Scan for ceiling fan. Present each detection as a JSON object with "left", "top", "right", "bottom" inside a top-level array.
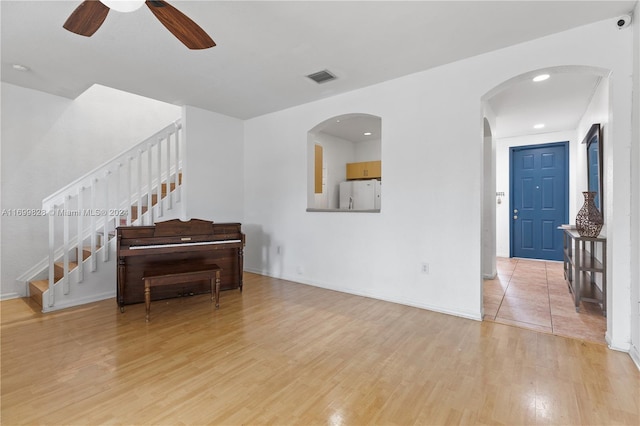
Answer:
[{"left": 63, "top": 0, "right": 215, "bottom": 49}]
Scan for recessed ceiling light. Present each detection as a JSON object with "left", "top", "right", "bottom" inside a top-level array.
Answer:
[
  {"left": 364, "top": 132, "right": 372, "bottom": 136},
  {"left": 533, "top": 74, "right": 550, "bottom": 82},
  {"left": 533, "top": 123, "right": 545, "bottom": 129},
  {"left": 12, "top": 64, "right": 30, "bottom": 71}
]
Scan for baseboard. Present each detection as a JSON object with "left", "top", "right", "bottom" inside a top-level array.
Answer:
[
  {"left": 630, "top": 344, "right": 640, "bottom": 371},
  {"left": 40, "top": 290, "right": 115, "bottom": 313},
  {"left": 0, "top": 292, "right": 21, "bottom": 301},
  {"left": 605, "top": 331, "right": 631, "bottom": 353}
]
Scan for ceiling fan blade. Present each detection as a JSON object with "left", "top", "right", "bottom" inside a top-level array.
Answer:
[
  {"left": 146, "top": 0, "right": 215, "bottom": 49},
  {"left": 145, "top": 0, "right": 216, "bottom": 49},
  {"left": 63, "top": 1, "right": 110, "bottom": 37}
]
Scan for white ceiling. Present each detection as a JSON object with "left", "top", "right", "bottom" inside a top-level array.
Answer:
[
  {"left": 1, "top": 0, "right": 636, "bottom": 139},
  {"left": 487, "top": 70, "right": 604, "bottom": 138},
  {"left": 315, "top": 113, "right": 381, "bottom": 143}
]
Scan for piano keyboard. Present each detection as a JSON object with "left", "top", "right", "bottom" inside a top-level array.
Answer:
[{"left": 130, "top": 239, "right": 242, "bottom": 250}]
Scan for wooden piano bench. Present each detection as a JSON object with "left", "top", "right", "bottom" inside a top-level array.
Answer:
[{"left": 142, "top": 264, "right": 221, "bottom": 322}]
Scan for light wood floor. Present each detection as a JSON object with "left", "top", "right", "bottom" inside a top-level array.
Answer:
[{"left": 2, "top": 273, "right": 639, "bottom": 425}]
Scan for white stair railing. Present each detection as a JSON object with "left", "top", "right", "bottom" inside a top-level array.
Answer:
[{"left": 41, "top": 121, "right": 183, "bottom": 308}]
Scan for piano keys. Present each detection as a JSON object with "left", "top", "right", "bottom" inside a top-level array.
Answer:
[{"left": 116, "top": 219, "right": 244, "bottom": 311}]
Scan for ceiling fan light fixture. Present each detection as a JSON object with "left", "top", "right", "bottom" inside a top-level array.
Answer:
[
  {"left": 64, "top": 0, "right": 215, "bottom": 49},
  {"left": 100, "top": 0, "right": 145, "bottom": 13}
]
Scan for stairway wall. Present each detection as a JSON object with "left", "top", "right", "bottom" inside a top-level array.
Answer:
[
  {"left": 0, "top": 83, "right": 181, "bottom": 299},
  {"left": 181, "top": 105, "right": 244, "bottom": 222}
]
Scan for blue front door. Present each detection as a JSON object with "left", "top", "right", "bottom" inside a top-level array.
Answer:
[{"left": 510, "top": 142, "right": 568, "bottom": 261}]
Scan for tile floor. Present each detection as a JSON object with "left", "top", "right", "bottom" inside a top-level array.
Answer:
[{"left": 483, "top": 257, "right": 607, "bottom": 345}]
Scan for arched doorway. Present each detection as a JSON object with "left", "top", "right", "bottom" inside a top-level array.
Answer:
[{"left": 480, "top": 66, "right": 610, "bottom": 343}]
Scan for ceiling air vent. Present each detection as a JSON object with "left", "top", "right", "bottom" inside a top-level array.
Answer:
[{"left": 306, "top": 69, "right": 337, "bottom": 84}]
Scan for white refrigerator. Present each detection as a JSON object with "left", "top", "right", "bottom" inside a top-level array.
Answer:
[{"left": 339, "top": 179, "right": 381, "bottom": 210}]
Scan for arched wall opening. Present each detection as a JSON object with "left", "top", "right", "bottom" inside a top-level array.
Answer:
[{"left": 306, "top": 113, "right": 382, "bottom": 212}]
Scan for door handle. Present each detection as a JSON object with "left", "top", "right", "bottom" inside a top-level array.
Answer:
[
  {"left": 513, "top": 215, "right": 518, "bottom": 220},
  {"left": 513, "top": 209, "right": 519, "bottom": 214}
]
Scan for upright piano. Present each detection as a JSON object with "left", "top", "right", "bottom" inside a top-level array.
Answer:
[{"left": 116, "top": 219, "right": 244, "bottom": 311}]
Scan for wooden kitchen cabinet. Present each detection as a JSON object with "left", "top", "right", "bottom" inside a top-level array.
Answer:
[{"left": 346, "top": 161, "right": 381, "bottom": 180}]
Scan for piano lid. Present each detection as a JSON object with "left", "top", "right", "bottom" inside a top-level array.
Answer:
[{"left": 153, "top": 219, "right": 215, "bottom": 237}]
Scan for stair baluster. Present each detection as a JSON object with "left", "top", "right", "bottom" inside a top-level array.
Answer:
[
  {"left": 77, "top": 186, "right": 84, "bottom": 282},
  {"left": 156, "top": 138, "right": 163, "bottom": 218},
  {"left": 136, "top": 149, "right": 143, "bottom": 225},
  {"left": 103, "top": 170, "right": 111, "bottom": 263},
  {"left": 63, "top": 195, "right": 70, "bottom": 295},
  {"left": 146, "top": 144, "right": 153, "bottom": 225},
  {"left": 175, "top": 127, "right": 181, "bottom": 203},
  {"left": 90, "top": 178, "right": 98, "bottom": 272},
  {"left": 126, "top": 157, "right": 133, "bottom": 226},
  {"left": 165, "top": 134, "right": 172, "bottom": 211},
  {"left": 48, "top": 210, "right": 55, "bottom": 308},
  {"left": 34, "top": 121, "right": 183, "bottom": 311}
]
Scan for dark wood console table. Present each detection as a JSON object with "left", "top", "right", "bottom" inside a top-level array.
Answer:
[{"left": 561, "top": 228, "right": 606, "bottom": 316}]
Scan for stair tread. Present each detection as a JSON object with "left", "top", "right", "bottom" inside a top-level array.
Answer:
[
  {"left": 30, "top": 279, "right": 49, "bottom": 292},
  {"left": 55, "top": 261, "right": 79, "bottom": 268}
]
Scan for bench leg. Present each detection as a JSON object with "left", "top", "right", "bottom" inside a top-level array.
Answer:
[
  {"left": 213, "top": 271, "right": 220, "bottom": 309},
  {"left": 145, "top": 285, "right": 151, "bottom": 322}
]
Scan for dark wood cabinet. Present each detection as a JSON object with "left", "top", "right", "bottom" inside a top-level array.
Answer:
[{"left": 562, "top": 228, "right": 606, "bottom": 316}]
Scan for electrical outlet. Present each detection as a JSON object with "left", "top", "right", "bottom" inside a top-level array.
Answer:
[{"left": 421, "top": 262, "right": 429, "bottom": 274}]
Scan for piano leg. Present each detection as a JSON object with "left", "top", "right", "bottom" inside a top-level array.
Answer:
[
  {"left": 118, "top": 257, "right": 126, "bottom": 312},
  {"left": 145, "top": 286, "right": 151, "bottom": 322},
  {"left": 238, "top": 247, "right": 244, "bottom": 292},
  {"left": 213, "top": 269, "right": 221, "bottom": 309}
]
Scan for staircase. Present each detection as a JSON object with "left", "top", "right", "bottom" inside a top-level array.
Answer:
[{"left": 22, "top": 121, "right": 184, "bottom": 312}]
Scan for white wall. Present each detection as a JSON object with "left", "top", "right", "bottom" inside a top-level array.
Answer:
[
  {"left": 0, "top": 83, "right": 181, "bottom": 298},
  {"left": 309, "top": 132, "right": 354, "bottom": 209},
  {"left": 482, "top": 111, "right": 497, "bottom": 279},
  {"left": 243, "top": 18, "right": 634, "bottom": 346},
  {"left": 182, "top": 106, "right": 244, "bottom": 223},
  {"left": 576, "top": 77, "right": 610, "bottom": 218},
  {"left": 495, "top": 130, "right": 577, "bottom": 257},
  {"left": 628, "top": 2, "right": 639, "bottom": 368},
  {"left": 354, "top": 138, "right": 382, "bottom": 162}
]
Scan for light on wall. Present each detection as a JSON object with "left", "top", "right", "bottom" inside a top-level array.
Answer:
[{"left": 100, "top": 0, "right": 145, "bottom": 13}]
